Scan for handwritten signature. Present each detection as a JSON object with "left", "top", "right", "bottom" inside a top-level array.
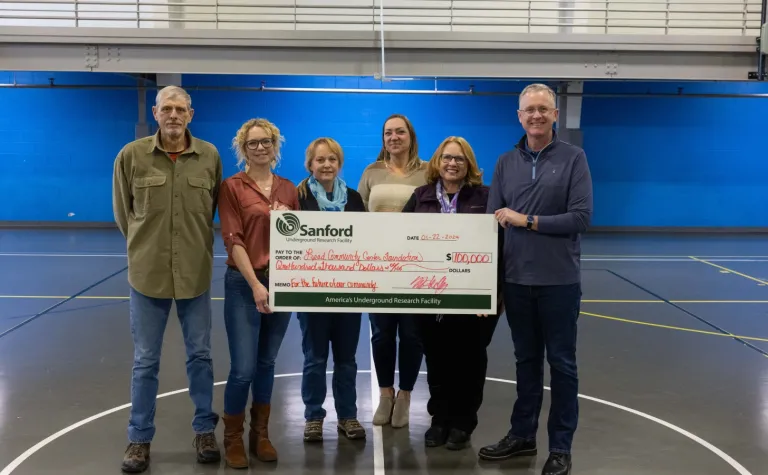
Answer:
[{"left": 409, "top": 275, "right": 449, "bottom": 294}]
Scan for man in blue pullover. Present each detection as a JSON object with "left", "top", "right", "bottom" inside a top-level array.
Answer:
[{"left": 478, "top": 83, "right": 593, "bottom": 475}]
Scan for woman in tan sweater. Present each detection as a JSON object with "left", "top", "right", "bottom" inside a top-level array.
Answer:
[{"left": 357, "top": 113, "right": 428, "bottom": 428}]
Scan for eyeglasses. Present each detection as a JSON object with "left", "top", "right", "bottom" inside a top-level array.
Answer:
[
  {"left": 519, "top": 107, "right": 554, "bottom": 116},
  {"left": 441, "top": 154, "right": 466, "bottom": 165},
  {"left": 245, "top": 138, "right": 274, "bottom": 150}
]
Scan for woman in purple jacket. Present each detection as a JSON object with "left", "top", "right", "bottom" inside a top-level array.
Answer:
[{"left": 402, "top": 136, "right": 503, "bottom": 451}]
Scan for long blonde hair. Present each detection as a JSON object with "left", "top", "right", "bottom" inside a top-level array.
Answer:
[
  {"left": 426, "top": 136, "right": 483, "bottom": 186},
  {"left": 297, "top": 137, "right": 345, "bottom": 200},
  {"left": 231, "top": 118, "right": 285, "bottom": 170}
]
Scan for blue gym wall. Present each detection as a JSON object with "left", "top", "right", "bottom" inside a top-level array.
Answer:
[
  {"left": 1, "top": 71, "right": 767, "bottom": 228},
  {"left": 581, "top": 81, "right": 768, "bottom": 228}
]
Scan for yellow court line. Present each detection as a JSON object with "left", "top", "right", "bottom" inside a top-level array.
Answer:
[
  {"left": 671, "top": 300, "right": 768, "bottom": 304},
  {"left": 580, "top": 311, "right": 768, "bottom": 344},
  {"left": 0, "top": 295, "right": 71, "bottom": 299},
  {"left": 2, "top": 294, "right": 766, "bottom": 345},
  {"left": 689, "top": 256, "right": 768, "bottom": 286},
  {"left": 0, "top": 295, "right": 127, "bottom": 300},
  {"left": 582, "top": 299, "right": 663, "bottom": 303}
]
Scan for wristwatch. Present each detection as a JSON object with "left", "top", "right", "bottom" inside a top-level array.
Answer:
[{"left": 526, "top": 215, "right": 534, "bottom": 230}]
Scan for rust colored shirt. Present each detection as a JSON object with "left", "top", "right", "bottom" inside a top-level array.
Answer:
[{"left": 218, "top": 171, "right": 300, "bottom": 271}]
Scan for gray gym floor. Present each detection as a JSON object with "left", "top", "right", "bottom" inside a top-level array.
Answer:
[{"left": 0, "top": 229, "right": 766, "bottom": 475}]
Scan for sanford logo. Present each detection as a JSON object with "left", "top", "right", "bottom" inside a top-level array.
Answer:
[{"left": 276, "top": 213, "right": 354, "bottom": 237}]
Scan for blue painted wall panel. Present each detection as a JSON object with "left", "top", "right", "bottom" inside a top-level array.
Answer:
[
  {"left": 581, "top": 80, "right": 768, "bottom": 227},
  {"left": 179, "top": 75, "right": 525, "bottom": 200},
  {"left": 0, "top": 72, "right": 138, "bottom": 222},
  {"left": 1, "top": 72, "right": 766, "bottom": 228}
]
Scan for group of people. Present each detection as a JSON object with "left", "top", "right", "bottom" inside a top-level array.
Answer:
[{"left": 112, "top": 82, "right": 593, "bottom": 475}]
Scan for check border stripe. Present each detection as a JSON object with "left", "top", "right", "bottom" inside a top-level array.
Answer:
[{"left": 274, "top": 292, "right": 491, "bottom": 309}]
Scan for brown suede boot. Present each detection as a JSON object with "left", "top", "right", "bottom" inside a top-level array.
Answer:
[
  {"left": 249, "top": 403, "right": 277, "bottom": 462},
  {"left": 222, "top": 412, "right": 248, "bottom": 469}
]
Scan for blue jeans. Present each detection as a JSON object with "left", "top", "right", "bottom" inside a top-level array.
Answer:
[
  {"left": 503, "top": 282, "right": 581, "bottom": 454},
  {"left": 369, "top": 313, "right": 423, "bottom": 391},
  {"left": 223, "top": 267, "right": 291, "bottom": 415},
  {"left": 297, "top": 312, "right": 361, "bottom": 421},
  {"left": 127, "top": 287, "right": 218, "bottom": 443}
]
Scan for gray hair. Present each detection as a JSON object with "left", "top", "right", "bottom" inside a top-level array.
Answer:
[
  {"left": 519, "top": 83, "right": 556, "bottom": 109},
  {"left": 155, "top": 85, "right": 192, "bottom": 109}
]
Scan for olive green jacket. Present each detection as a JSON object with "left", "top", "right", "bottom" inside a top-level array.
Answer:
[{"left": 112, "top": 130, "right": 223, "bottom": 299}]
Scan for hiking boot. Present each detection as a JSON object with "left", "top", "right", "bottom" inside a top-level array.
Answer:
[
  {"left": 121, "top": 442, "right": 150, "bottom": 473},
  {"left": 304, "top": 419, "right": 323, "bottom": 442},
  {"left": 193, "top": 432, "right": 221, "bottom": 464},
  {"left": 337, "top": 419, "right": 366, "bottom": 440}
]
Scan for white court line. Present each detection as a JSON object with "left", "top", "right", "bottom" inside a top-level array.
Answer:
[
  {"left": 0, "top": 371, "right": 752, "bottom": 475},
  {"left": 369, "top": 327, "right": 385, "bottom": 475},
  {"left": 0, "top": 373, "right": 294, "bottom": 475},
  {"left": 485, "top": 377, "right": 752, "bottom": 475}
]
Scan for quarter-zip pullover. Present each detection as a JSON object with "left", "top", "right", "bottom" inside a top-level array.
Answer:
[{"left": 487, "top": 132, "right": 593, "bottom": 286}]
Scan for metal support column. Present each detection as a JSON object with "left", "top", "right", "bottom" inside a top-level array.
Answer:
[
  {"left": 136, "top": 80, "right": 151, "bottom": 139},
  {"left": 169, "top": 0, "right": 185, "bottom": 29},
  {"left": 558, "top": 0, "right": 575, "bottom": 33},
  {"left": 556, "top": 81, "right": 584, "bottom": 148},
  {"left": 156, "top": 73, "right": 183, "bottom": 88},
  {"left": 751, "top": 0, "right": 767, "bottom": 79}
]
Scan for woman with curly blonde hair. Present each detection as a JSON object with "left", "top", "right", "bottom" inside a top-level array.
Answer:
[{"left": 217, "top": 118, "right": 299, "bottom": 469}]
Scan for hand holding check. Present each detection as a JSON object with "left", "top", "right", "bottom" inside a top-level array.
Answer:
[{"left": 494, "top": 207, "right": 526, "bottom": 228}]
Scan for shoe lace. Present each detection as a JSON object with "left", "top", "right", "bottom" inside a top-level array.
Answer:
[
  {"left": 194, "top": 433, "right": 216, "bottom": 451},
  {"left": 306, "top": 420, "right": 323, "bottom": 431},
  {"left": 343, "top": 419, "right": 363, "bottom": 430},
  {"left": 126, "top": 443, "right": 146, "bottom": 458}
]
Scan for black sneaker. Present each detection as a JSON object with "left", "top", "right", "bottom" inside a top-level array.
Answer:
[
  {"left": 445, "top": 428, "right": 470, "bottom": 450},
  {"left": 121, "top": 442, "right": 150, "bottom": 473},
  {"left": 424, "top": 425, "right": 449, "bottom": 447},
  {"left": 478, "top": 434, "right": 537, "bottom": 461},
  {"left": 193, "top": 432, "right": 221, "bottom": 463}
]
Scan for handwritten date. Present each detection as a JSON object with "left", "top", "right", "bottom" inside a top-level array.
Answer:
[{"left": 419, "top": 233, "right": 459, "bottom": 241}]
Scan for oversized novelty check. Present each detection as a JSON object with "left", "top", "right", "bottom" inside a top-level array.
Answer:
[{"left": 268, "top": 210, "right": 499, "bottom": 314}]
